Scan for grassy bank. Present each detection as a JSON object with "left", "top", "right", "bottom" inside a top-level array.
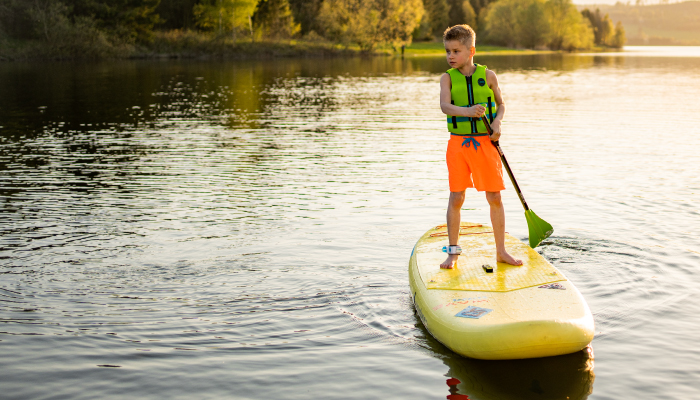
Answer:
[
  {"left": 0, "top": 31, "right": 371, "bottom": 61},
  {"left": 139, "top": 31, "right": 364, "bottom": 59},
  {"left": 1, "top": 31, "right": 553, "bottom": 61},
  {"left": 403, "top": 42, "right": 557, "bottom": 57}
]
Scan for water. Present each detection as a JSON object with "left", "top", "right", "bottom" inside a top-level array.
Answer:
[{"left": 1, "top": 46, "right": 699, "bottom": 399}]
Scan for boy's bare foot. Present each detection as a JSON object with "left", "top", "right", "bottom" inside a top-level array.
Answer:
[
  {"left": 497, "top": 251, "right": 523, "bottom": 266},
  {"left": 440, "top": 254, "right": 459, "bottom": 269}
]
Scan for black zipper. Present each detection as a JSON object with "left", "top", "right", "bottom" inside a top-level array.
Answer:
[{"left": 466, "top": 73, "right": 477, "bottom": 133}]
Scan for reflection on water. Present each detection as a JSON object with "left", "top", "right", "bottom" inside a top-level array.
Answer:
[
  {"left": 414, "top": 310, "right": 595, "bottom": 400},
  {"left": 444, "top": 349, "right": 594, "bottom": 400},
  {"left": 2, "top": 47, "right": 700, "bottom": 399}
]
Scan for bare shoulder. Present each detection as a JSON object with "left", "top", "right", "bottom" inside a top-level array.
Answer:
[
  {"left": 485, "top": 69, "right": 499, "bottom": 87},
  {"left": 440, "top": 72, "right": 451, "bottom": 88},
  {"left": 485, "top": 68, "right": 498, "bottom": 80}
]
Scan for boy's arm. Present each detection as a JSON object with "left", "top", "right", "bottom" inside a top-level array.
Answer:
[
  {"left": 486, "top": 69, "right": 506, "bottom": 141},
  {"left": 440, "top": 73, "right": 486, "bottom": 118}
]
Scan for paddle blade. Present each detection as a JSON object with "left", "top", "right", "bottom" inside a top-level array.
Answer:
[{"left": 524, "top": 209, "right": 553, "bottom": 248}]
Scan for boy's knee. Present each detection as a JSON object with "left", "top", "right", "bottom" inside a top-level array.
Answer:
[
  {"left": 449, "top": 191, "right": 466, "bottom": 208},
  {"left": 485, "top": 191, "right": 502, "bottom": 207}
]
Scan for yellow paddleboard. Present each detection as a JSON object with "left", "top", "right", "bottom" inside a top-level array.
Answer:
[{"left": 409, "top": 223, "right": 594, "bottom": 360}]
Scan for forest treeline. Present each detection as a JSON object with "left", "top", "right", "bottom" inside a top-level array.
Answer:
[{"left": 0, "top": 0, "right": 625, "bottom": 60}]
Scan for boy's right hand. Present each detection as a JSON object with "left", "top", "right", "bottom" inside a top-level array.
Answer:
[{"left": 467, "top": 105, "right": 486, "bottom": 118}]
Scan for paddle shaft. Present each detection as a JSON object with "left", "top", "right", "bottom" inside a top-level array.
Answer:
[{"left": 480, "top": 116, "right": 530, "bottom": 211}]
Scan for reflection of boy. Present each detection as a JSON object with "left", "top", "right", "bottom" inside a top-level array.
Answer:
[{"left": 439, "top": 25, "right": 522, "bottom": 269}]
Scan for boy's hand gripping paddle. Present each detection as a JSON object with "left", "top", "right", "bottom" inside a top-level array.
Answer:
[{"left": 481, "top": 116, "right": 553, "bottom": 248}]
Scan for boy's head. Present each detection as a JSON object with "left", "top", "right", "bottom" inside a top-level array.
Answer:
[
  {"left": 443, "top": 24, "right": 476, "bottom": 49},
  {"left": 443, "top": 25, "right": 476, "bottom": 68}
]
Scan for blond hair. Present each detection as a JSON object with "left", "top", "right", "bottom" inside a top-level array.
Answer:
[{"left": 443, "top": 24, "right": 476, "bottom": 48}]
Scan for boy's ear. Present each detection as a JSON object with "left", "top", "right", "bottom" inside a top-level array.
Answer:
[{"left": 469, "top": 46, "right": 476, "bottom": 57}]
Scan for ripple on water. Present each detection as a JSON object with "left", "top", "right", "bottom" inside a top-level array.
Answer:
[{"left": 2, "top": 53, "right": 700, "bottom": 399}]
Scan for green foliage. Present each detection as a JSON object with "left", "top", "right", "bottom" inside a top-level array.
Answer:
[
  {"left": 468, "top": 0, "right": 494, "bottom": 16},
  {"left": 483, "top": 0, "right": 519, "bottom": 47},
  {"left": 581, "top": 8, "right": 612, "bottom": 46},
  {"left": 447, "top": 0, "right": 476, "bottom": 29},
  {"left": 423, "top": 0, "right": 449, "bottom": 39},
  {"left": 69, "top": 0, "right": 162, "bottom": 43},
  {"left": 516, "top": 0, "right": 549, "bottom": 49},
  {"left": 0, "top": 0, "right": 35, "bottom": 40},
  {"left": 547, "top": 0, "right": 593, "bottom": 50},
  {"left": 156, "top": 0, "right": 198, "bottom": 30},
  {"left": 0, "top": 0, "right": 137, "bottom": 58},
  {"left": 319, "top": 0, "right": 423, "bottom": 51},
  {"left": 252, "top": 0, "right": 299, "bottom": 39},
  {"left": 610, "top": 21, "right": 625, "bottom": 48},
  {"left": 580, "top": 7, "right": 626, "bottom": 48},
  {"left": 0, "top": 0, "right": 636, "bottom": 59},
  {"left": 468, "top": 0, "right": 495, "bottom": 33},
  {"left": 287, "top": 0, "right": 322, "bottom": 36},
  {"left": 194, "top": 0, "right": 258, "bottom": 36},
  {"left": 484, "top": 0, "right": 594, "bottom": 50}
]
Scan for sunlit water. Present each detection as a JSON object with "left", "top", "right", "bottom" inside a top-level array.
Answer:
[{"left": 1, "top": 47, "right": 699, "bottom": 399}]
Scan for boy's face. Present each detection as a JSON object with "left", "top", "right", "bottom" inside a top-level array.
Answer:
[{"left": 444, "top": 39, "right": 474, "bottom": 69}]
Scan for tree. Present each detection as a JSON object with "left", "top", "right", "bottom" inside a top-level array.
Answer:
[
  {"left": 156, "top": 0, "right": 198, "bottom": 30},
  {"left": 468, "top": 0, "right": 495, "bottom": 16},
  {"left": 484, "top": 0, "right": 593, "bottom": 50},
  {"left": 469, "top": 0, "right": 495, "bottom": 33},
  {"left": 547, "top": 0, "right": 593, "bottom": 50},
  {"left": 482, "top": 0, "right": 520, "bottom": 47},
  {"left": 194, "top": 0, "right": 259, "bottom": 38},
  {"left": 610, "top": 21, "right": 626, "bottom": 48},
  {"left": 516, "top": 0, "right": 549, "bottom": 49},
  {"left": 68, "top": 0, "right": 162, "bottom": 43},
  {"left": 581, "top": 7, "right": 614, "bottom": 46},
  {"left": 447, "top": 0, "right": 476, "bottom": 29},
  {"left": 252, "top": 0, "right": 299, "bottom": 39},
  {"left": 424, "top": 0, "right": 449, "bottom": 38},
  {"left": 319, "top": 0, "right": 423, "bottom": 51},
  {"left": 287, "top": 0, "right": 322, "bottom": 36}
]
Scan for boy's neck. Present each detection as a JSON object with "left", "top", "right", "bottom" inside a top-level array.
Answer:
[{"left": 458, "top": 60, "right": 476, "bottom": 76}]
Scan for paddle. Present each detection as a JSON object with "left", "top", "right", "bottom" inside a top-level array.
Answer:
[{"left": 481, "top": 116, "right": 553, "bottom": 248}]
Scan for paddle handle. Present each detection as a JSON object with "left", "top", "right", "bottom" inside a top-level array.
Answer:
[{"left": 481, "top": 116, "right": 530, "bottom": 211}]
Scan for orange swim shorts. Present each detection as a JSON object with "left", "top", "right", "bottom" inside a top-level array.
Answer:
[{"left": 446, "top": 134, "right": 505, "bottom": 192}]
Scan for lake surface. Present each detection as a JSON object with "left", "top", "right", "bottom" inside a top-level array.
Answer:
[{"left": 1, "top": 46, "right": 699, "bottom": 399}]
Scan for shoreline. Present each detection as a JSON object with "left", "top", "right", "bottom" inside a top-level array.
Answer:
[
  {"left": 0, "top": 34, "right": 577, "bottom": 62},
  {"left": 0, "top": 36, "right": 637, "bottom": 62}
]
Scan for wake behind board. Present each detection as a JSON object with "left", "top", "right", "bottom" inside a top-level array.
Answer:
[{"left": 409, "top": 223, "right": 594, "bottom": 360}]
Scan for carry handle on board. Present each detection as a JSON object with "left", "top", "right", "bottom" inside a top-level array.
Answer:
[{"left": 480, "top": 116, "right": 554, "bottom": 248}]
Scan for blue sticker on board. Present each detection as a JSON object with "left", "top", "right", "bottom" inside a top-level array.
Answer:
[
  {"left": 478, "top": 78, "right": 486, "bottom": 86},
  {"left": 455, "top": 306, "right": 492, "bottom": 319},
  {"left": 539, "top": 283, "right": 566, "bottom": 290}
]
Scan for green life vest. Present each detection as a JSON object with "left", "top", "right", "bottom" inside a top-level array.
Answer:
[{"left": 447, "top": 64, "right": 497, "bottom": 135}]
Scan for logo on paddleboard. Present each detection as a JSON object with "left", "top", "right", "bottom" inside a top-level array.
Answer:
[
  {"left": 538, "top": 283, "right": 566, "bottom": 290},
  {"left": 455, "top": 306, "right": 492, "bottom": 319}
]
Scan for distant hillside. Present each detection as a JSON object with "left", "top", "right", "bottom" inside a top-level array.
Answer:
[{"left": 580, "top": 1, "right": 700, "bottom": 45}]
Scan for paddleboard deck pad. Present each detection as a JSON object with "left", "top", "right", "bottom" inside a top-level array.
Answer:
[{"left": 409, "top": 223, "right": 594, "bottom": 360}]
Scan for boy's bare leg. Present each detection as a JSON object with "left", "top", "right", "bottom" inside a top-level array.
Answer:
[
  {"left": 486, "top": 191, "right": 523, "bottom": 266},
  {"left": 440, "top": 191, "right": 465, "bottom": 269}
]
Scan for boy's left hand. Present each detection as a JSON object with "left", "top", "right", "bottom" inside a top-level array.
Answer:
[{"left": 489, "top": 120, "right": 502, "bottom": 141}]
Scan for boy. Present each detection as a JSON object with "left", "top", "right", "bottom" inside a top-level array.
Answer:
[{"left": 439, "top": 24, "right": 522, "bottom": 269}]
